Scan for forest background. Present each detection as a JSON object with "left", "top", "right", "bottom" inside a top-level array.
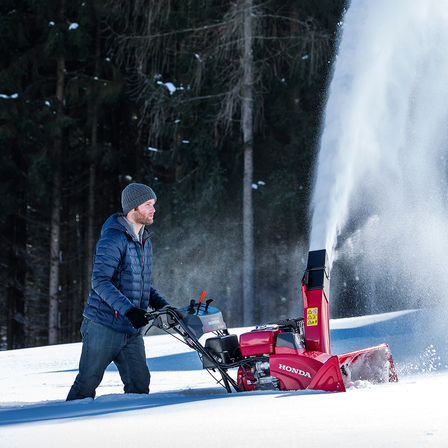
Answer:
[{"left": 0, "top": 0, "right": 345, "bottom": 349}]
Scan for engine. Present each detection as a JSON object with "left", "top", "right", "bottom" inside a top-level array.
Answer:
[
  {"left": 237, "top": 360, "right": 280, "bottom": 391},
  {"left": 236, "top": 320, "right": 305, "bottom": 391}
]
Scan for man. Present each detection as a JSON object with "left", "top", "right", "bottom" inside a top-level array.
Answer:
[{"left": 66, "top": 183, "right": 169, "bottom": 401}]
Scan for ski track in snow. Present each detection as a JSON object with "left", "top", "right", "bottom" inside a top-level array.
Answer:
[{"left": 0, "top": 309, "right": 447, "bottom": 447}]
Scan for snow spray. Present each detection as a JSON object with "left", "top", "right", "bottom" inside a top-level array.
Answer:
[{"left": 309, "top": 0, "right": 448, "bottom": 315}]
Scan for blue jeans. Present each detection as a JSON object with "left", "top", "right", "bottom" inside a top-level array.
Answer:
[{"left": 66, "top": 318, "right": 150, "bottom": 400}]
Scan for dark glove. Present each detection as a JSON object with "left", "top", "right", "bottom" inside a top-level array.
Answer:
[
  {"left": 126, "top": 307, "right": 149, "bottom": 329},
  {"left": 160, "top": 304, "right": 178, "bottom": 315},
  {"left": 160, "top": 304, "right": 176, "bottom": 311}
]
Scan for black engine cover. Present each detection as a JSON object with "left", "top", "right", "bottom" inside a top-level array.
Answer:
[{"left": 202, "top": 334, "right": 241, "bottom": 368}]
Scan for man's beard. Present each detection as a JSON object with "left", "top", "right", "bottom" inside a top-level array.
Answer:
[{"left": 134, "top": 210, "right": 153, "bottom": 225}]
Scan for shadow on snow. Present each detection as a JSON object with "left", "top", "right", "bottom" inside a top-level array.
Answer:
[
  {"left": 44, "top": 351, "right": 203, "bottom": 375},
  {"left": 0, "top": 388, "right": 318, "bottom": 427}
]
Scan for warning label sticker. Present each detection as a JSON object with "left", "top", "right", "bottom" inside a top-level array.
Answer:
[{"left": 307, "top": 308, "right": 318, "bottom": 326}]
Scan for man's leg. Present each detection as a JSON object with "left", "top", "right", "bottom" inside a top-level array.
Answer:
[
  {"left": 66, "top": 319, "right": 124, "bottom": 401},
  {"left": 114, "top": 333, "right": 150, "bottom": 394}
]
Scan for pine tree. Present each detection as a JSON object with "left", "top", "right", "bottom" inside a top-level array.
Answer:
[{"left": 0, "top": 0, "right": 345, "bottom": 347}]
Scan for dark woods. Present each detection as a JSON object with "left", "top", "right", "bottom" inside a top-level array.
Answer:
[{"left": 0, "top": 0, "right": 344, "bottom": 349}]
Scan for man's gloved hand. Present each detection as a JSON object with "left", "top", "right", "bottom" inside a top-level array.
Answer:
[
  {"left": 160, "top": 304, "right": 176, "bottom": 311},
  {"left": 159, "top": 304, "right": 178, "bottom": 316},
  {"left": 152, "top": 305, "right": 176, "bottom": 329},
  {"left": 126, "top": 307, "right": 149, "bottom": 329}
]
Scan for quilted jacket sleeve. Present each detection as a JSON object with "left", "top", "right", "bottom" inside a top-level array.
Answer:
[
  {"left": 149, "top": 285, "right": 169, "bottom": 310},
  {"left": 91, "top": 229, "right": 134, "bottom": 316}
]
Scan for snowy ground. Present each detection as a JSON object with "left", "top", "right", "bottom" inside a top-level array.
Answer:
[{"left": 1, "top": 308, "right": 447, "bottom": 447}]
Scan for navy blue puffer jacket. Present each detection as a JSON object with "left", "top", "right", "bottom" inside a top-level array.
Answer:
[{"left": 83, "top": 213, "right": 168, "bottom": 334}]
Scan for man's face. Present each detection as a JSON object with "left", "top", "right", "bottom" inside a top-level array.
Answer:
[{"left": 133, "top": 199, "right": 156, "bottom": 225}]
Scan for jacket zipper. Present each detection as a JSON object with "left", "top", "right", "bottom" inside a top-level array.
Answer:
[{"left": 139, "top": 239, "right": 145, "bottom": 308}]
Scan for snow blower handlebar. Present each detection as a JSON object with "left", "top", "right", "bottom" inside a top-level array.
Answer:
[
  {"left": 144, "top": 306, "right": 189, "bottom": 335},
  {"left": 144, "top": 302, "right": 241, "bottom": 393},
  {"left": 145, "top": 301, "right": 227, "bottom": 339}
]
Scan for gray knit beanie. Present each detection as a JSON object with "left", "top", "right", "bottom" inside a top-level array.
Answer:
[{"left": 121, "top": 183, "right": 157, "bottom": 215}]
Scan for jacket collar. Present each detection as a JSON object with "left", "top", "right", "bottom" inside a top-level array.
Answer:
[{"left": 101, "top": 213, "right": 151, "bottom": 243}]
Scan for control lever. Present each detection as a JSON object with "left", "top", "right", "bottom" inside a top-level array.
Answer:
[
  {"left": 204, "top": 298, "right": 214, "bottom": 313},
  {"left": 196, "top": 291, "right": 206, "bottom": 315},
  {"left": 187, "top": 299, "right": 196, "bottom": 313}
]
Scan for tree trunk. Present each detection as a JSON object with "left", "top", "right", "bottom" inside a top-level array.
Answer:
[
  {"left": 48, "top": 55, "right": 65, "bottom": 345},
  {"left": 86, "top": 21, "right": 101, "bottom": 298},
  {"left": 6, "top": 214, "right": 26, "bottom": 349},
  {"left": 241, "top": 0, "right": 255, "bottom": 325},
  {"left": 86, "top": 164, "right": 96, "bottom": 291},
  {"left": 287, "top": 238, "right": 304, "bottom": 319}
]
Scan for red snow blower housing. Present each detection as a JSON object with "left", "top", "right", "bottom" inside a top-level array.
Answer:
[{"left": 146, "top": 249, "right": 398, "bottom": 393}]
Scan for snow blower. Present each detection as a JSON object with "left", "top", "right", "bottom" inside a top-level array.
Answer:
[{"left": 145, "top": 249, "right": 398, "bottom": 393}]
